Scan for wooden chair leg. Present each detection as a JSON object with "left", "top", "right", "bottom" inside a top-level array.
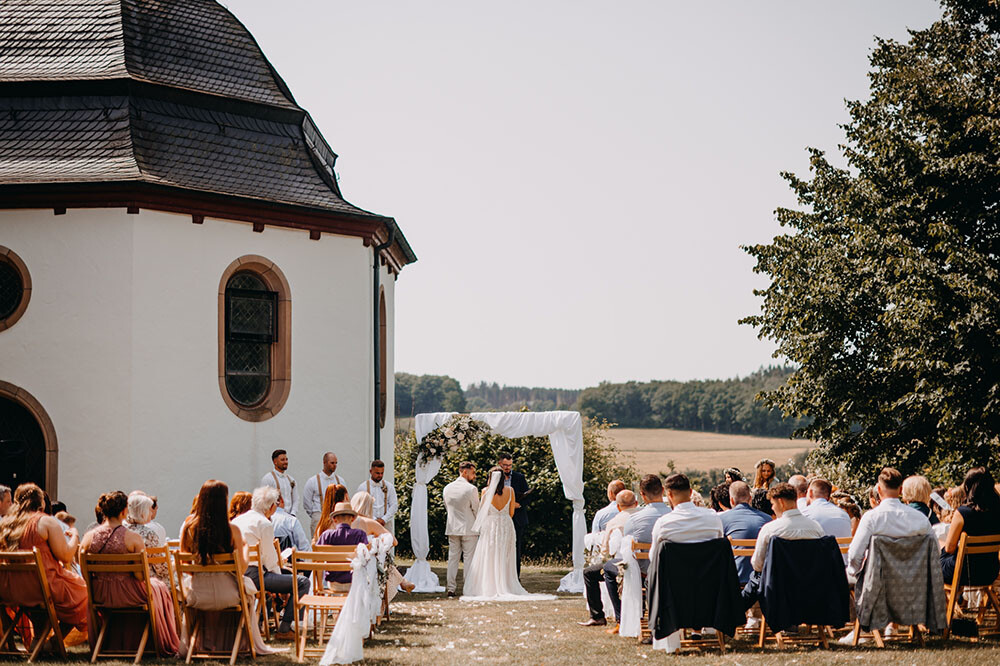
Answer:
[
  {"left": 26, "top": 620, "right": 51, "bottom": 664},
  {"left": 986, "top": 587, "right": 1000, "bottom": 632},
  {"left": 818, "top": 625, "right": 830, "bottom": 649},
  {"left": 716, "top": 630, "right": 726, "bottom": 653},
  {"left": 912, "top": 624, "right": 924, "bottom": 647},
  {"left": 134, "top": 619, "right": 150, "bottom": 665},
  {"left": 871, "top": 626, "right": 885, "bottom": 648},
  {"left": 185, "top": 615, "right": 200, "bottom": 664},
  {"left": 229, "top": 619, "right": 243, "bottom": 666},
  {"left": 0, "top": 608, "right": 24, "bottom": 652},
  {"left": 91, "top": 614, "right": 109, "bottom": 663},
  {"left": 758, "top": 619, "right": 766, "bottom": 648},
  {"left": 944, "top": 584, "right": 957, "bottom": 640},
  {"left": 852, "top": 619, "right": 860, "bottom": 646}
]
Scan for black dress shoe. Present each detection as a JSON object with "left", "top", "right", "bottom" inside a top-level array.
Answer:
[
  {"left": 640, "top": 636, "right": 652, "bottom": 645},
  {"left": 446, "top": 591, "right": 456, "bottom": 598},
  {"left": 578, "top": 618, "right": 607, "bottom": 627}
]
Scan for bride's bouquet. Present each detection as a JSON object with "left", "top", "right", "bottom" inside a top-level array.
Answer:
[{"left": 416, "top": 414, "right": 490, "bottom": 461}]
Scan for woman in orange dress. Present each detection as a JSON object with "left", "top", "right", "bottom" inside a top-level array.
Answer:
[
  {"left": 0, "top": 483, "right": 88, "bottom": 636},
  {"left": 80, "top": 491, "right": 180, "bottom": 656}
]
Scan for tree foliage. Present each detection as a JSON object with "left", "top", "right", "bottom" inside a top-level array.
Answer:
[
  {"left": 394, "top": 373, "right": 465, "bottom": 417},
  {"left": 393, "top": 419, "right": 636, "bottom": 561},
  {"left": 742, "top": 0, "right": 1000, "bottom": 486},
  {"left": 464, "top": 382, "right": 580, "bottom": 413},
  {"left": 576, "top": 367, "right": 809, "bottom": 436}
]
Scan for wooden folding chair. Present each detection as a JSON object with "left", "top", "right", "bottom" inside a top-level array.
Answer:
[
  {"left": 943, "top": 533, "right": 1000, "bottom": 641},
  {"left": 291, "top": 551, "right": 352, "bottom": 662},
  {"left": 79, "top": 551, "right": 160, "bottom": 663},
  {"left": 172, "top": 552, "right": 256, "bottom": 665},
  {"left": 0, "top": 549, "right": 67, "bottom": 662},
  {"left": 144, "top": 546, "right": 182, "bottom": 635},
  {"left": 646, "top": 541, "right": 726, "bottom": 652},
  {"left": 728, "top": 538, "right": 759, "bottom": 639},
  {"left": 245, "top": 543, "right": 272, "bottom": 640},
  {"left": 629, "top": 541, "right": 653, "bottom": 642}
]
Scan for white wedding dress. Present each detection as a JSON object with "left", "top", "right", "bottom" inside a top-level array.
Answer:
[{"left": 461, "top": 471, "right": 555, "bottom": 602}]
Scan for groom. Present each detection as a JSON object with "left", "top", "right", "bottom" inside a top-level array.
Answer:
[
  {"left": 498, "top": 452, "right": 531, "bottom": 576},
  {"left": 443, "top": 461, "right": 479, "bottom": 597}
]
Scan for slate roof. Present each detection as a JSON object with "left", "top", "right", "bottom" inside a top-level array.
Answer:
[{"left": 0, "top": 0, "right": 415, "bottom": 264}]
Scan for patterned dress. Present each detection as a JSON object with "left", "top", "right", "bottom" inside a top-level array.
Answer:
[{"left": 126, "top": 522, "right": 168, "bottom": 580}]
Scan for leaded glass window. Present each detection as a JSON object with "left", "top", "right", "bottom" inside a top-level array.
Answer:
[
  {"left": 225, "top": 271, "right": 277, "bottom": 407},
  {"left": 0, "top": 260, "right": 22, "bottom": 320}
]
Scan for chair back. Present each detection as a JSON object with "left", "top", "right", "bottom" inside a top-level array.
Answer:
[
  {"left": 0, "top": 549, "right": 50, "bottom": 600},
  {"left": 290, "top": 550, "right": 354, "bottom": 605},
  {"left": 145, "top": 545, "right": 182, "bottom": 628},
  {"left": 835, "top": 537, "right": 851, "bottom": 555},
  {"left": 631, "top": 540, "right": 652, "bottom": 561},
  {"left": 80, "top": 551, "right": 154, "bottom": 604},
  {"left": 950, "top": 532, "right": 1000, "bottom": 589},
  {"left": 729, "top": 538, "right": 757, "bottom": 558},
  {"left": 172, "top": 551, "right": 249, "bottom": 608},
  {"left": 246, "top": 542, "right": 264, "bottom": 577},
  {"left": 0, "top": 549, "right": 67, "bottom": 659}
]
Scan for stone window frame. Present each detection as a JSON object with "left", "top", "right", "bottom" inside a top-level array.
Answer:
[
  {"left": 379, "top": 287, "right": 387, "bottom": 428},
  {"left": 0, "top": 380, "right": 58, "bottom": 495},
  {"left": 218, "top": 255, "right": 291, "bottom": 421},
  {"left": 0, "top": 246, "right": 31, "bottom": 331}
]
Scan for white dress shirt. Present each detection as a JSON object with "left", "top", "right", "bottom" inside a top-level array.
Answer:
[
  {"left": 796, "top": 497, "right": 808, "bottom": 511},
  {"left": 358, "top": 478, "right": 398, "bottom": 523},
  {"left": 650, "top": 501, "right": 724, "bottom": 545},
  {"left": 750, "top": 508, "right": 825, "bottom": 573},
  {"left": 604, "top": 505, "right": 641, "bottom": 558},
  {"left": 802, "top": 498, "right": 853, "bottom": 539},
  {"left": 231, "top": 509, "right": 280, "bottom": 574},
  {"left": 262, "top": 469, "right": 298, "bottom": 516},
  {"left": 302, "top": 471, "right": 346, "bottom": 516},
  {"left": 847, "top": 497, "right": 931, "bottom": 576}
]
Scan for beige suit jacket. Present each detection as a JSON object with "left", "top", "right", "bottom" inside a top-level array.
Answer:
[{"left": 443, "top": 477, "right": 480, "bottom": 537}]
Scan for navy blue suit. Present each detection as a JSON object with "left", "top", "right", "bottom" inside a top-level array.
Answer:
[
  {"left": 506, "top": 471, "right": 530, "bottom": 576},
  {"left": 720, "top": 503, "right": 771, "bottom": 585}
]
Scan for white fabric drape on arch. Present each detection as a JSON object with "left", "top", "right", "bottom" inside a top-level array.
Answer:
[{"left": 403, "top": 410, "right": 586, "bottom": 593}]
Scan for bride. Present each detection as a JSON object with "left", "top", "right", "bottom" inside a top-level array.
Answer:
[{"left": 461, "top": 467, "right": 555, "bottom": 602}]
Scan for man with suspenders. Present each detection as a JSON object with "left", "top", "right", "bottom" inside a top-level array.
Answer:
[
  {"left": 302, "top": 452, "right": 347, "bottom": 537},
  {"left": 261, "top": 449, "right": 298, "bottom": 517},
  {"left": 356, "top": 460, "right": 397, "bottom": 527}
]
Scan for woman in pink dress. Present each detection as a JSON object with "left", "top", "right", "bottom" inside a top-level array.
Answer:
[
  {"left": 0, "top": 483, "right": 88, "bottom": 640},
  {"left": 80, "top": 491, "right": 180, "bottom": 656}
]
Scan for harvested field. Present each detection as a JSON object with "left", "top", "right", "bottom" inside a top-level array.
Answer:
[{"left": 607, "top": 427, "right": 811, "bottom": 476}]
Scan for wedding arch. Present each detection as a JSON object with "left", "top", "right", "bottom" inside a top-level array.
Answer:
[{"left": 403, "top": 410, "right": 586, "bottom": 593}]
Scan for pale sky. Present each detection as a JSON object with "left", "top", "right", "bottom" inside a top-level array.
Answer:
[{"left": 231, "top": 1, "right": 942, "bottom": 389}]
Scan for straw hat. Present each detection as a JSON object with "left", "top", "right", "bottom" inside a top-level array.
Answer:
[{"left": 332, "top": 501, "right": 357, "bottom": 519}]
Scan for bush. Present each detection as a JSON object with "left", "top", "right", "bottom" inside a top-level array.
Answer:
[{"left": 393, "top": 419, "right": 636, "bottom": 561}]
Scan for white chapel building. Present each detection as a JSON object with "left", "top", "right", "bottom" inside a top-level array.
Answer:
[{"left": 0, "top": 0, "right": 415, "bottom": 531}]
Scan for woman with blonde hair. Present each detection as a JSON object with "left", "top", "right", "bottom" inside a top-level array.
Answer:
[
  {"left": 0, "top": 483, "right": 89, "bottom": 640},
  {"left": 901, "top": 475, "right": 938, "bottom": 525},
  {"left": 752, "top": 459, "right": 777, "bottom": 490},
  {"left": 313, "top": 484, "right": 350, "bottom": 542},
  {"left": 350, "top": 492, "right": 415, "bottom": 596}
]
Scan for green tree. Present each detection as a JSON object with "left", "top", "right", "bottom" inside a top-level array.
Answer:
[{"left": 742, "top": 0, "right": 1000, "bottom": 486}]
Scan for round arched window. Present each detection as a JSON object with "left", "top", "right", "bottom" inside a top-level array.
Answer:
[
  {"left": 218, "top": 256, "right": 291, "bottom": 421},
  {"left": 0, "top": 247, "right": 31, "bottom": 331}
]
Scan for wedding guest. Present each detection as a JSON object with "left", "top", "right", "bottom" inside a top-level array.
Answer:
[
  {"left": 0, "top": 484, "right": 11, "bottom": 517},
  {"left": 580, "top": 474, "right": 669, "bottom": 631},
  {"left": 940, "top": 467, "right": 1000, "bottom": 586},
  {"left": 231, "top": 486, "right": 309, "bottom": 640},
  {"left": 652, "top": 474, "right": 724, "bottom": 544},
  {"left": 443, "top": 461, "right": 480, "bottom": 597},
  {"left": 599, "top": 490, "right": 641, "bottom": 560},
  {"left": 0, "top": 483, "right": 88, "bottom": 640},
  {"left": 55, "top": 511, "right": 76, "bottom": 530},
  {"left": 356, "top": 460, "right": 397, "bottom": 527},
  {"left": 351, "top": 492, "right": 414, "bottom": 597},
  {"left": 229, "top": 491, "right": 252, "bottom": 520},
  {"left": 751, "top": 488, "right": 774, "bottom": 517},
  {"left": 847, "top": 468, "right": 931, "bottom": 580},
  {"left": 313, "top": 484, "right": 350, "bottom": 542},
  {"left": 580, "top": 489, "right": 642, "bottom": 627},
  {"left": 498, "top": 452, "right": 531, "bottom": 576},
  {"left": 591, "top": 480, "right": 626, "bottom": 534},
  {"left": 124, "top": 493, "right": 168, "bottom": 580},
  {"left": 690, "top": 490, "right": 707, "bottom": 508},
  {"left": 180, "top": 480, "right": 279, "bottom": 656},
  {"left": 146, "top": 496, "right": 167, "bottom": 544},
  {"left": 788, "top": 475, "right": 809, "bottom": 511},
  {"left": 316, "top": 502, "right": 368, "bottom": 585},
  {"left": 902, "top": 475, "right": 939, "bottom": 525},
  {"left": 838, "top": 501, "right": 862, "bottom": 536},
  {"left": 801, "top": 478, "right": 853, "bottom": 540},
  {"left": 262, "top": 449, "right": 298, "bottom": 517},
  {"left": 932, "top": 486, "right": 964, "bottom": 540},
  {"left": 724, "top": 468, "right": 744, "bottom": 484},
  {"left": 272, "top": 495, "right": 309, "bottom": 551},
  {"left": 84, "top": 504, "right": 104, "bottom": 535},
  {"left": 81, "top": 491, "right": 179, "bottom": 656},
  {"left": 868, "top": 485, "right": 881, "bottom": 510},
  {"left": 752, "top": 459, "right": 777, "bottom": 490},
  {"left": 303, "top": 452, "right": 348, "bottom": 537},
  {"left": 741, "top": 483, "right": 824, "bottom": 610},
  {"left": 710, "top": 483, "right": 732, "bottom": 512},
  {"left": 720, "top": 481, "right": 771, "bottom": 588}
]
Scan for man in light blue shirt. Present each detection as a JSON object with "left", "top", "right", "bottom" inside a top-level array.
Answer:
[
  {"left": 591, "top": 480, "right": 626, "bottom": 534},
  {"left": 272, "top": 495, "right": 310, "bottom": 551},
  {"left": 801, "top": 478, "right": 853, "bottom": 540}
]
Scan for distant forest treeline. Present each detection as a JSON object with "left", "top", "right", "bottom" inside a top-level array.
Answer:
[{"left": 395, "top": 366, "right": 808, "bottom": 438}]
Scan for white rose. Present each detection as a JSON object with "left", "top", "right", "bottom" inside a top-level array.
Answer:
[
  {"left": 457, "top": 432, "right": 465, "bottom": 441},
  {"left": 444, "top": 428, "right": 455, "bottom": 438}
]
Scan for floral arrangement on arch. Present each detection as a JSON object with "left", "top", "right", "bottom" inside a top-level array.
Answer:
[{"left": 417, "top": 414, "right": 490, "bottom": 461}]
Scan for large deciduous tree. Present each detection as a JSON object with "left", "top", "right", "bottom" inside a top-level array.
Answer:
[{"left": 743, "top": 0, "right": 1000, "bottom": 484}]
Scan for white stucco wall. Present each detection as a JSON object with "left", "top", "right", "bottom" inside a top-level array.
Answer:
[{"left": 0, "top": 207, "right": 396, "bottom": 534}]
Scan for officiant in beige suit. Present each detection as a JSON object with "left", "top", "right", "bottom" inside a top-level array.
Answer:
[{"left": 443, "top": 461, "right": 480, "bottom": 597}]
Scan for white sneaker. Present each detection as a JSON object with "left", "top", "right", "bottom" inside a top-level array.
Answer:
[
  {"left": 884, "top": 624, "right": 897, "bottom": 638},
  {"left": 745, "top": 617, "right": 761, "bottom": 630},
  {"left": 838, "top": 629, "right": 870, "bottom": 645}
]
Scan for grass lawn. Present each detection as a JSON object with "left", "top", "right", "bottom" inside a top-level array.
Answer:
[{"left": 11, "top": 562, "right": 1000, "bottom": 665}]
